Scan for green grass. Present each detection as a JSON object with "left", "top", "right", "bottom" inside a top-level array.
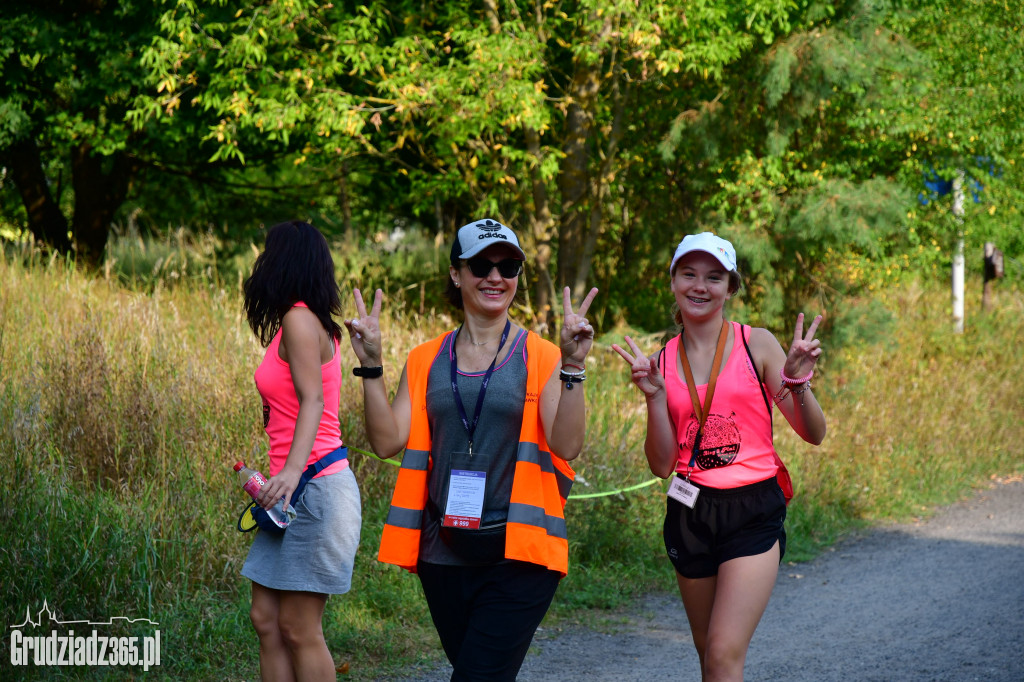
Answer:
[{"left": 2, "top": 240, "right": 1022, "bottom": 680}]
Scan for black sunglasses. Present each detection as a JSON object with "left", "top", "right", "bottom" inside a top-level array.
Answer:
[{"left": 465, "top": 256, "right": 523, "bottom": 279}]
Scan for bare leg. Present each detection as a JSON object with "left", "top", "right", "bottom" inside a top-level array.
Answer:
[
  {"left": 250, "top": 582, "right": 295, "bottom": 682},
  {"left": 676, "top": 572, "right": 717, "bottom": 674},
  {"left": 278, "top": 590, "right": 334, "bottom": 682},
  {"left": 704, "top": 542, "right": 780, "bottom": 682}
]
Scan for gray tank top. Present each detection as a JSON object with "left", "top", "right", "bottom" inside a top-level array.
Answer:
[{"left": 419, "top": 327, "right": 528, "bottom": 565}]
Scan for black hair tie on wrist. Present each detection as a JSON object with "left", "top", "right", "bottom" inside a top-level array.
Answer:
[
  {"left": 352, "top": 366, "right": 384, "bottom": 378},
  {"left": 559, "top": 371, "right": 586, "bottom": 390}
]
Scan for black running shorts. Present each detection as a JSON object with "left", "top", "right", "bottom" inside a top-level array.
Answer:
[{"left": 663, "top": 475, "right": 786, "bottom": 579}]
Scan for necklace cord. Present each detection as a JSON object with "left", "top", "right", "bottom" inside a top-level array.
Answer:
[{"left": 678, "top": 320, "right": 729, "bottom": 474}]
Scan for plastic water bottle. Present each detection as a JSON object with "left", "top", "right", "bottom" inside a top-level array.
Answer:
[{"left": 234, "top": 461, "right": 297, "bottom": 528}]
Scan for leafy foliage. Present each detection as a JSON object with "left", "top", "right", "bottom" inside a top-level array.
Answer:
[
  {"left": 1, "top": 0, "right": 1021, "bottom": 332},
  {"left": 652, "top": 0, "right": 1023, "bottom": 333},
  {"left": 124, "top": 0, "right": 817, "bottom": 326}
]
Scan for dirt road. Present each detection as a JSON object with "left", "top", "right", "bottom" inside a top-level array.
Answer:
[{"left": 399, "top": 477, "right": 1024, "bottom": 681}]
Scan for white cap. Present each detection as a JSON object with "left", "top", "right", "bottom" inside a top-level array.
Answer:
[
  {"left": 670, "top": 232, "right": 737, "bottom": 274},
  {"left": 450, "top": 218, "right": 526, "bottom": 264}
]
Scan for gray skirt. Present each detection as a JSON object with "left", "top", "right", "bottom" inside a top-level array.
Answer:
[{"left": 241, "top": 465, "right": 361, "bottom": 594}]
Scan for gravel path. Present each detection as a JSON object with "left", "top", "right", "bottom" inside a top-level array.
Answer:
[{"left": 396, "top": 477, "right": 1024, "bottom": 681}]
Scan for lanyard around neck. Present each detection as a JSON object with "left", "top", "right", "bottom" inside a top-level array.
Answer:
[
  {"left": 678, "top": 320, "right": 729, "bottom": 471},
  {"left": 450, "top": 319, "right": 512, "bottom": 455}
]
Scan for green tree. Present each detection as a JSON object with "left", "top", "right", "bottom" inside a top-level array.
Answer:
[
  {"left": 653, "top": 0, "right": 1024, "bottom": 333},
  {"left": 0, "top": 1, "right": 166, "bottom": 264},
  {"left": 5, "top": 0, "right": 1019, "bottom": 333},
  {"left": 131, "top": 0, "right": 809, "bottom": 326},
  {"left": 889, "top": 0, "right": 1024, "bottom": 258},
  {"left": 0, "top": 1, "right": 371, "bottom": 265}
]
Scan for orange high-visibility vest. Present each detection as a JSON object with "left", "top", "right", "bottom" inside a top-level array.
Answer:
[{"left": 377, "top": 329, "right": 576, "bottom": 575}]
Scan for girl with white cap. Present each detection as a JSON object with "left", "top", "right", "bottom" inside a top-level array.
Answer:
[{"left": 613, "top": 232, "right": 826, "bottom": 681}]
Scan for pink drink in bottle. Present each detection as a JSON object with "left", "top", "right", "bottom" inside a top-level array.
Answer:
[{"left": 234, "top": 461, "right": 296, "bottom": 528}]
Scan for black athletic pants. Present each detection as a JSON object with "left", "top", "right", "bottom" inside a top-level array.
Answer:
[{"left": 417, "top": 560, "right": 561, "bottom": 682}]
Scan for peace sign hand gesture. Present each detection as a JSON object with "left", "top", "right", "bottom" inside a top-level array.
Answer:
[
  {"left": 345, "top": 288, "right": 384, "bottom": 366},
  {"left": 560, "top": 286, "right": 599, "bottom": 364},
  {"left": 612, "top": 336, "right": 665, "bottom": 399},
  {"left": 783, "top": 313, "right": 823, "bottom": 380}
]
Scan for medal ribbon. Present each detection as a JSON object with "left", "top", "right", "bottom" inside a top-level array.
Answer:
[
  {"left": 678, "top": 320, "right": 730, "bottom": 475},
  {"left": 450, "top": 319, "right": 512, "bottom": 455}
]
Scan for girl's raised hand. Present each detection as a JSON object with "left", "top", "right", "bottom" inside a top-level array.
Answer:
[
  {"left": 560, "top": 286, "right": 599, "bottom": 363},
  {"left": 345, "top": 288, "right": 383, "bottom": 366},
  {"left": 612, "top": 336, "right": 665, "bottom": 399},
  {"left": 783, "top": 313, "right": 823, "bottom": 380}
]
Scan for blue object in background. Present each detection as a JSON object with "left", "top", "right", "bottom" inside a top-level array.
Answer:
[{"left": 919, "top": 157, "right": 998, "bottom": 206}]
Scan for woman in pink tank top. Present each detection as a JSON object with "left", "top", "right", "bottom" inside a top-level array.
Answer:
[
  {"left": 613, "top": 232, "right": 826, "bottom": 681},
  {"left": 240, "top": 221, "right": 362, "bottom": 681}
]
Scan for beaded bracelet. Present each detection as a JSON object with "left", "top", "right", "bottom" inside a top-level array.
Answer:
[
  {"left": 559, "top": 371, "right": 586, "bottom": 390},
  {"left": 774, "top": 381, "right": 813, "bottom": 406},
  {"left": 560, "top": 367, "right": 586, "bottom": 377},
  {"left": 790, "top": 382, "right": 812, "bottom": 406},
  {"left": 780, "top": 368, "right": 814, "bottom": 385}
]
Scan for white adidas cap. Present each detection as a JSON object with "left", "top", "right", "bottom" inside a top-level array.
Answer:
[
  {"left": 670, "top": 232, "right": 737, "bottom": 274},
  {"left": 450, "top": 218, "right": 526, "bottom": 264}
]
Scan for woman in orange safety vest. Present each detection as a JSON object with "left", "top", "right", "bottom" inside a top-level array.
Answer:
[{"left": 346, "top": 218, "right": 598, "bottom": 681}]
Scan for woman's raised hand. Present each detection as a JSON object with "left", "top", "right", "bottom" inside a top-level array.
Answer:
[
  {"left": 783, "top": 313, "right": 823, "bottom": 380},
  {"left": 612, "top": 336, "right": 665, "bottom": 399},
  {"left": 560, "top": 286, "right": 599, "bottom": 363},
  {"left": 345, "top": 288, "right": 384, "bottom": 366}
]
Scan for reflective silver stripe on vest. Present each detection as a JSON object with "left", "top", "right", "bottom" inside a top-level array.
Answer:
[
  {"left": 507, "top": 502, "right": 568, "bottom": 540},
  {"left": 517, "top": 442, "right": 574, "bottom": 501},
  {"left": 385, "top": 505, "right": 422, "bottom": 530},
  {"left": 400, "top": 448, "right": 430, "bottom": 471},
  {"left": 384, "top": 448, "right": 429, "bottom": 530}
]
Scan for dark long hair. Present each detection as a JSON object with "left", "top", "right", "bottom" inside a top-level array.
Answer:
[{"left": 243, "top": 220, "right": 343, "bottom": 346}]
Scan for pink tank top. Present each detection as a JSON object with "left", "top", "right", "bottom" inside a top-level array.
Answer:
[
  {"left": 663, "top": 321, "right": 777, "bottom": 487},
  {"left": 254, "top": 302, "right": 347, "bottom": 478}
]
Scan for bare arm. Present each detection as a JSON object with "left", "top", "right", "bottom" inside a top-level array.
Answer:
[
  {"left": 345, "top": 288, "right": 411, "bottom": 458},
  {"left": 257, "top": 306, "right": 325, "bottom": 511},
  {"left": 611, "top": 339, "right": 678, "bottom": 479},
  {"left": 750, "top": 315, "right": 827, "bottom": 445},
  {"left": 540, "top": 287, "right": 598, "bottom": 461},
  {"left": 540, "top": 363, "right": 585, "bottom": 461},
  {"left": 361, "top": 364, "right": 411, "bottom": 459}
]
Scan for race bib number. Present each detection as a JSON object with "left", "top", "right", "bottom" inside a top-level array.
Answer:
[{"left": 442, "top": 469, "right": 486, "bottom": 529}]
